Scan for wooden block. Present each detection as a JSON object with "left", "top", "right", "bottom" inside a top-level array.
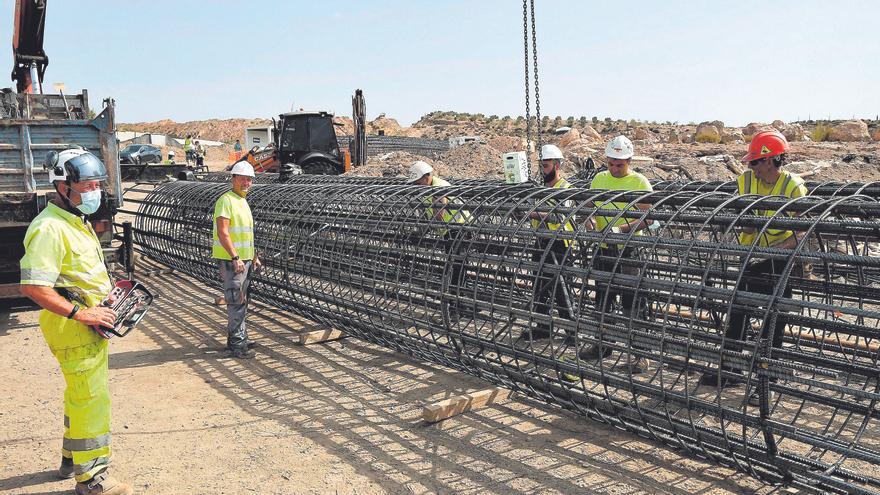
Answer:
[
  {"left": 298, "top": 328, "right": 345, "bottom": 345},
  {"left": 422, "top": 387, "right": 511, "bottom": 423}
]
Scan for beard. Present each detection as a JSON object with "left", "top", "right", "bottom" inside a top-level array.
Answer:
[{"left": 542, "top": 169, "right": 557, "bottom": 184}]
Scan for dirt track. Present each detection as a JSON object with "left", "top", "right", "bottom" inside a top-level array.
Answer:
[{"left": 0, "top": 260, "right": 781, "bottom": 495}]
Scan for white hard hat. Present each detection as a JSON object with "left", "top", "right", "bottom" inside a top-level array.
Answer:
[
  {"left": 540, "top": 144, "right": 563, "bottom": 161},
  {"left": 407, "top": 160, "right": 433, "bottom": 183},
  {"left": 230, "top": 161, "right": 255, "bottom": 177},
  {"left": 605, "top": 135, "right": 634, "bottom": 159},
  {"left": 46, "top": 147, "right": 108, "bottom": 183},
  {"left": 168, "top": 150, "right": 176, "bottom": 156}
]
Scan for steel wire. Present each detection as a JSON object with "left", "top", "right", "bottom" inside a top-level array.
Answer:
[{"left": 129, "top": 180, "right": 880, "bottom": 494}]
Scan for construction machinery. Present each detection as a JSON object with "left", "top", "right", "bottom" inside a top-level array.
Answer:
[
  {"left": 0, "top": 0, "right": 126, "bottom": 299},
  {"left": 240, "top": 89, "right": 369, "bottom": 175},
  {"left": 243, "top": 110, "right": 351, "bottom": 175}
]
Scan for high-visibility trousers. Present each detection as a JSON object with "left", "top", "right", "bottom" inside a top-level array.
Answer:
[{"left": 40, "top": 311, "right": 111, "bottom": 483}]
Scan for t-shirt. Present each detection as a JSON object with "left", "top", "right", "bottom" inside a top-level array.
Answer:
[{"left": 590, "top": 170, "right": 653, "bottom": 230}]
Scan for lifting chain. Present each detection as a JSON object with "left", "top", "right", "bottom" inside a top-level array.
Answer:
[
  {"left": 522, "top": 0, "right": 531, "bottom": 174},
  {"left": 522, "top": 0, "right": 541, "bottom": 181}
]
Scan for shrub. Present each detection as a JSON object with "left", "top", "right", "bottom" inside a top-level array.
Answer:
[
  {"left": 811, "top": 124, "right": 832, "bottom": 142},
  {"left": 694, "top": 131, "right": 721, "bottom": 143}
]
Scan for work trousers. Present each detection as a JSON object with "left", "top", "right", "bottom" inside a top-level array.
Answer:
[
  {"left": 593, "top": 246, "right": 639, "bottom": 316},
  {"left": 723, "top": 258, "right": 791, "bottom": 367},
  {"left": 40, "top": 312, "right": 111, "bottom": 483},
  {"left": 532, "top": 239, "right": 574, "bottom": 326},
  {"left": 442, "top": 232, "right": 466, "bottom": 316},
  {"left": 219, "top": 260, "right": 252, "bottom": 351}
]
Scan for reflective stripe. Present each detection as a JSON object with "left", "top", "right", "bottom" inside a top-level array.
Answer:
[
  {"left": 228, "top": 226, "right": 253, "bottom": 234},
  {"left": 62, "top": 433, "right": 110, "bottom": 452},
  {"left": 213, "top": 240, "right": 254, "bottom": 248},
  {"left": 74, "top": 455, "right": 110, "bottom": 479},
  {"left": 20, "top": 268, "right": 58, "bottom": 284}
]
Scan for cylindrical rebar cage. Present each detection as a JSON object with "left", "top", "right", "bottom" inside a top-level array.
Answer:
[{"left": 129, "top": 180, "right": 880, "bottom": 494}]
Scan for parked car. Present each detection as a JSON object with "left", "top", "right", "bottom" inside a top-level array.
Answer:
[{"left": 120, "top": 144, "right": 162, "bottom": 164}]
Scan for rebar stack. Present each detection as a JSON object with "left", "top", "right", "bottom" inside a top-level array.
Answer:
[{"left": 128, "top": 181, "right": 880, "bottom": 493}]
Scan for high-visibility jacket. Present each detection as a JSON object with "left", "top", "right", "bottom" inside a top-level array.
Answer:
[
  {"left": 19, "top": 202, "right": 113, "bottom": 482},
  {"left": 213, "top": 190, "right": 255, "bottom": 260},
  {"left": 184, "top": 137, "right": 192, "bottom": 151},
  {"left": 531, "top": 177, "right": 575, "bottom": 234},
  {"left": 737, "top": 169, "right": 806, "bottom": 247},
  {"left": 425, "top": 177, "right": 472, "bottom": 228},
  {"left": 589, "top": 170, "right": 653, "bottom": 232}
]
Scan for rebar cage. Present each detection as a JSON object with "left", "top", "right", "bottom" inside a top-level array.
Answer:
[{"left": 127, "top": 179, "right": 880, "bottom": 494}]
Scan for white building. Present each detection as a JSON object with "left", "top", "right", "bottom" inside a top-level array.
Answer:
[{"left": 245, "top": 126, "right": 275, "bottom": 148}]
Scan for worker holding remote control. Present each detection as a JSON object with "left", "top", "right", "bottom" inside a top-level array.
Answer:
[{"left": 19, "top": 147, "right": 133, "bottom": 495}]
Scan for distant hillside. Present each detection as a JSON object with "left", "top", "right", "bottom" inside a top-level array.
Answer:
[{"left": 119, "top": 118, "right": 272, "bottom": 144}]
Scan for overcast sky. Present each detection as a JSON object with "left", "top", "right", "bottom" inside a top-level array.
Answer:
[{"left": 3, "top": 0, "right": 877, "bottom": 126}]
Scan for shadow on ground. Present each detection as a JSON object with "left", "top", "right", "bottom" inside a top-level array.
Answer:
[{"left": 113, "top": 267, "right": 776, "bottom": 495}]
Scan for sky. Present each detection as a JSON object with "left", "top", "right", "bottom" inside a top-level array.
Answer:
[{"left": 2, "top": 0, "right": 877, "bottom": 126}]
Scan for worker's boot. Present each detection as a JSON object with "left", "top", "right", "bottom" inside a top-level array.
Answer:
[
  {"left": 57, "top": 456, "right": 75, "bottom": 479},
  {"left": 74, "top": 470, "right": 133, "bottom": 495}
]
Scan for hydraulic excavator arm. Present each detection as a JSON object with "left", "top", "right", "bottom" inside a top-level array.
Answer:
[{"left": 11, "top": 0, "right": 48, "bottom": 93}]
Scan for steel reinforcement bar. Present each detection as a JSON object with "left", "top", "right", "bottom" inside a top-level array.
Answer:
[
  {"left": 127, "top": 181, "right": 880, "bottom": 494},
  {"left": 194, "top": 172, "right": 880, "bottom": 200}
]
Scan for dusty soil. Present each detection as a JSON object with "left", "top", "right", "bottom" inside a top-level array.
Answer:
[{"left": 0, "top": 264, "right": 775, "bottom": 495}]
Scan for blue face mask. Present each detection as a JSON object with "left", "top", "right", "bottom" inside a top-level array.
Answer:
[{"left": 76, "top": 189, "right": 102, "bottom": 215}]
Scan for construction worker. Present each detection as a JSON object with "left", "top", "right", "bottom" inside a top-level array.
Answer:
[
  {"left": 183, "top": 134, "right": 193, "bottom": 165},
  {"left": 699, "top": 130, "right": 806, "bottom": 405},
  {"left": 578, "top": 135, "right": 653, "bottom": 372},
  {"left": 408, "top": 161, "right": 471, "bottom": 320},
  {"left": 163, "top": 149, "right": 176, "bottom": 165},
  {"left": 194, "top": 140, "right": 206, "bottom": 171},
  {"left": 213, "top": 160, "right": 261, "bottom": 359},
  {"left": 527, "top": 144, "right": 576, "bottom": 340},
  {"left": 19, "top": 148, "right": 133, "bottom": 495}
]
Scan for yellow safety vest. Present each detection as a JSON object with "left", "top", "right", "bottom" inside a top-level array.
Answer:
[
  {"left": 737, "top": 169, "right": 806, "bottom": 247},
  {"left": 212, "top": 190, "right": 255, "bottom": 260},
  {"left": 530, "top": 177, "right": 575, "bottom": 246},
  {"left": 425, "top": 177, "right": 473, "bottom": 231},
  {"left": 590, "top": 170, "right": 653, "bottom": 232}
]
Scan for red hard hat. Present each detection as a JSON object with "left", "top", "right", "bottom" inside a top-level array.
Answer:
[{"left": 741, "top": 130, "right": 790, "bottom": 163}]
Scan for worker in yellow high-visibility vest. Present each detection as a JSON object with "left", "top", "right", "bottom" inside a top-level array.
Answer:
[
  {"left": 578, "top": 136, "right": 653, "bottom": 373},
  {"left": 409, "top": 160, "right": 471, "bottom": 321},
  {"left": 213, "top": 160, "right": 261, "bottom": 358},
  {"left": 19, "top": 148, "right": 133, "bottom": 495},
  {"left": 525, "top": 144, "right": 576, "bottom": 342},
  {"left": 699, "top": 130, "right": 806, "bottom": 406}
]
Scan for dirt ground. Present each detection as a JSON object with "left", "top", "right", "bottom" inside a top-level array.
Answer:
[{"left": 0, "top": 260, "right": 783, "bottom": 495}]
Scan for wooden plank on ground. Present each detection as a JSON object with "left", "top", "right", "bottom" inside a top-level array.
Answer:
[
  {"left": 298, "top": 328, "right": 345, "bottom": 345},
  {"left": 422, "top": 387, "right": 511, "bottom": 423}
]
